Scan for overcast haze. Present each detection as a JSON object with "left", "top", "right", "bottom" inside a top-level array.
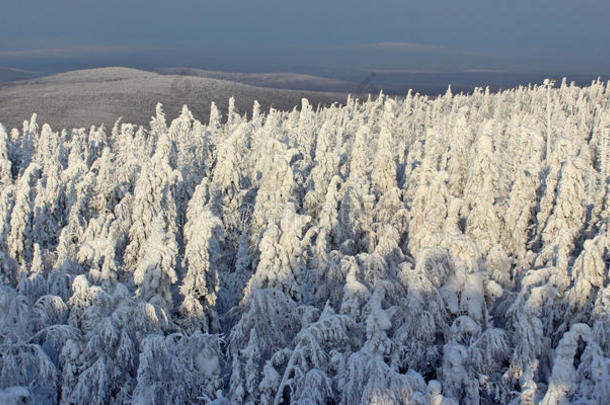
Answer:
[{"left": 1, "top": 1, "right": 609, "bottom": 77}]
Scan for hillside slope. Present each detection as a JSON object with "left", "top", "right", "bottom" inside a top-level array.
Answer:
[{"left": 0, "top": 67, "right": 347, "bottom": 130}]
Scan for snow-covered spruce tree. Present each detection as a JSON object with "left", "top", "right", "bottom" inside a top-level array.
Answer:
[
  {"left": 573, "top": 335, "right": 610, "bottom": 402},
  {"left": 337, "top": 185, "right": 368, "bottom": 253},
  {"left": 534, "top": 156, "right": 589, "bottom": 293},
  {"left": 372, "top": 192, "right": 407, "bottom": 260},
  {"left": 11, "top": 114, "right": 37, "bottom": 178},
  {"left": 338, "top": 117, "right": 376, "bottom": 248},
  {"left": 540, "top": 157, "right": 588, "bottom": 249},
  {"left": 408, "top": 168, "right": 451, "bottom": 255},
  {"left": 441, "top": 317, "right": 510, "bottom": 403},
  {"left": 0, "top": 185, "right": 17, "bottom": 284},
  {"left": 295, "top": 98, "right": 316, "bottom": 167},
  {"left": 0, "top": 286, "right": 62, "bottom": 403},
  {"left": 338, "top": 255, "right": 371, "bottom": 321},
  {"left": 89, "top": 147, "right": 120, "bottom": 213},
  {"left": 123, "top": 130, "right": 181, "bottom": 272},
  {"left": 65, "top": 287, "right": 170, "bottom": 404},
  {"left": 210, "top": 123, "right": 244, "bottom": 203},
  {"left": 502, "top": 163, "right": 540, "bottom": 260},
  {"left": 179, "top": 177, "right": 224, "bottom": 332},
  {"left": 272, "top": 303, "right": 355, "bottom": 405},
  {"left": 54, "top": 185, "right": 90, "bottom": 273},
  {"left": 0, "top": 124, "right": 13, "bottom": 186},
  {"left": 303, "top": 121, "right": 341, "bottom": 217},
  {"left": 0, "top": 340, "right": 58, "bottom": 403},
  {"left": 229, "top": 288, "right": 301, "bottom": 404},
  {"left": 35, "top": 124, "right": 64, "bottom": 170},
  {"left": 464, "top": 132, "right": 501, "bottom": 255},
  {"left": 205, "top": 101, "right": 223, "bottom": 160},
  {"left": 7, "top": 162, "right": 40, "bottom": 272},
  {"left": 225, "top": 96, "right": 241, "bottom": 134},
  {"left": 392, "top": 252, "right": 450, "bottom": 375},
  {"left": 313, "top": 174, "right": 342, "bottom": 251},
  {"left": 371, "top": 99, "right": 398, "bottom": 199},
  {"left": 304, "top": 182, "right": 350, "bottom": 308},
  {"left": 562, "top": 234, "right": 608, "bottom": 325},
  {"left": 534, "top": 136, "right": 573, "bottom": 246},
  {"left": 337, "top": 346, "right": 429, "bottom": 405},
  {"left": 113, "top": 122, "right": 145, "bottom": 186},
  {"left": 211, "top": 121, "right": 251, "bottom": 248},
  {"left": 540, "top": 323, "right": 591, "bottom": 404},
  {"left": 32, "top": 161, "right": 65, "bottom": 250},
  {"left": 466, "top": 186, "right": 501, "bottom": 257},
  {"left": 249, "top": 137, "right": 299, "bottom": 245},
  {"left": 168, "top": 105, "right": 207, "bottom": 185},
  {"left": 503, "top": 267, "right": 558, "bottom": 392},
  {"left": 463, "top": 129, "right": 500, "bottom": 210},
  {"left": 148, "top": 103, "right": 168, "bottom": 149},
  {"left": 132, "top": 332, "right": 221, "bottom": 404},
  {"left": 133, "top": 215, "right": 178, "bottom": 308},
  {"left": 345, "top": 125, "right": 371, "bottom": 195},
  {"left": 362, "top": 282, "right": 402, "bottom": 361},
  {"left": 445, "top": 111, "right": 475, "bottom": 197},
  {"left": 77, "top": 210, "right": 121, "bottom": 284},
  {"left": 243, "top": 203, "right": 311, "bottom": 302},
  {"left": 63, "top": 129, "right": 90, "bottom": 187}
]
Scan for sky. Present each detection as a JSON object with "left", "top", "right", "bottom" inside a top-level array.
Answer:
[{"left": 1, "top": 0, "right": 609, "bottom": 76}]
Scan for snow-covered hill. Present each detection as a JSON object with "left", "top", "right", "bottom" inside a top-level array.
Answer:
[
  {"left": 0, "top": 67, "right": 347, "bottom": 131},
  {"left": 0, "top": 79, "right": 609, "bottom": 404},
  {"left": 157, "top": 67, "right": 359, "bottom": 93}
]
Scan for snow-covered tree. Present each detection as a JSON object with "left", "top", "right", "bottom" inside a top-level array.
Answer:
[
  {"left": 133, "top": 215, "right": 178, "bottom": 307},
  {"left": 180, "top": 177, "right": 224, "bottom": 332},
  {"left": 0, "top": 79, "right": 608, "bottom": 404}
]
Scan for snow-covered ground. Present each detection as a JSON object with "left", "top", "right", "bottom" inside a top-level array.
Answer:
[{"left": 0, "top": 79, "right": 609, "bottom": 404}]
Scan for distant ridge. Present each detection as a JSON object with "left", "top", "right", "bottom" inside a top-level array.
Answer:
[
  {"left": 156, "top": 67, "right": 359, "bottom": 93},
  {"left": 0, "top": 67, "right": 40, "bottom": 82}
]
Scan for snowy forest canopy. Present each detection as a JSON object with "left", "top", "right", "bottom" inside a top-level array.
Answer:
[{"left": 0, "top": 79, "right": 609, "bottom": 404}]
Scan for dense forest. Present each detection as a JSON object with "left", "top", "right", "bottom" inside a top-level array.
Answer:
[{"left": 0, "top": 79, "right": 609, "bottom": 404}]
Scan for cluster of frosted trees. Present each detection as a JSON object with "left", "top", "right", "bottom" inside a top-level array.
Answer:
[{"left": 1, "top": 79, "right": 609, "bottom": 404}]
